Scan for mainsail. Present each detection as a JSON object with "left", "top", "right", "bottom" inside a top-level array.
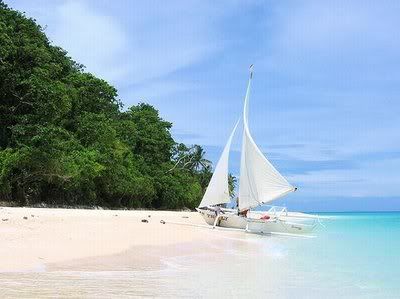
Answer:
[
  {"left": 198, "top": 120, "right": 239, "bottom": 208},
  {"left": 238, "top": 66, "right": 295, "bottom": 211}
]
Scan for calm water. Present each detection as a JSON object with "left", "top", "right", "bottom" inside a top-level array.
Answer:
[{"left": 1, "top": 212, "right": 399, "bottom": 298}]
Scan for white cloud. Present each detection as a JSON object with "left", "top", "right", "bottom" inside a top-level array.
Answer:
[
  {"left": 261, "top": 0, "right": 400, "bottom": 81},
  {"left": 107, "top": 0, "right": 249, "bottom": 85},
  {"left": 52, "top": 1, "right": 129, "bottom": 82},
  {"left": 290, "top": 158, "right": 400, "bottom": 197},
  {"left": 9, "top": 0, "right": 245, "bottom": 85}
]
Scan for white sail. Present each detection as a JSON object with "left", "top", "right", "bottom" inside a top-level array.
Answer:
[
  {"left": 198, "top": 120, "right": 239, "bottom": 208},
  {"left": 239, "top": 66, "right": 294, "bottom": 211}
]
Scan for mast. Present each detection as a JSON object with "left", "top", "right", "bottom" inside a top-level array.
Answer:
[{"left": 238, "top": 65, "right": 295, "bottom": 211}]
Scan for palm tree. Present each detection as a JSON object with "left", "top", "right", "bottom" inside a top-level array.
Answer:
[
  {"left": 168, "top": 144, "right": 211, "bottom": 174},
  {"left": 228, "top": 173, "right": 237, "bottom": 199},
  {"left": 187, "top": 145, "right": 211, "bottom": 173}
]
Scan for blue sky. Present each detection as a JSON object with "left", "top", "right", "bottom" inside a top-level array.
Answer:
[{"left": 8, "top": 0, "right": 400, "bottom": 211}]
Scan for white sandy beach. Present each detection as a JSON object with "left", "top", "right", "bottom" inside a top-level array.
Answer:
[
  {"left": 0, "top": 207, "right": 231, "bottom": 272},
  {"left": 1, "top": 207, "right": 399, "bottom": 298}
]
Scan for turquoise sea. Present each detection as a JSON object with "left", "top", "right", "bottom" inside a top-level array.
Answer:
[
  {"left": 0, "top": 212, "right": 399, "bottom": 298},
  {"left": 278, "top": 212, "right": 400, "bottom": 298}
]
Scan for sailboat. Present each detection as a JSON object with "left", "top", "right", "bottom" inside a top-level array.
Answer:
[{"left": 196, "top": 66, "right": 319, "bottom": 235}]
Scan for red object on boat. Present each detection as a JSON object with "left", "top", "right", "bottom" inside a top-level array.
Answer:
[{"left": 260, "top": 215, "right": 270, "bottom": 220}]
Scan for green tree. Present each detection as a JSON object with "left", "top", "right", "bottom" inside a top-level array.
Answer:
[{"left": 0, "top": 1, "right": 209, "bottom": 210}]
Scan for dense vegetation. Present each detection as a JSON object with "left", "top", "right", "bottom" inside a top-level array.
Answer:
[{"left": 0, "top": 1, "right": 235, "bottom": 209}]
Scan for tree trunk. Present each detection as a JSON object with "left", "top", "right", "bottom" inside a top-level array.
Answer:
[{"left": 16, "top": 182, "right": 28, "bottom": 206}]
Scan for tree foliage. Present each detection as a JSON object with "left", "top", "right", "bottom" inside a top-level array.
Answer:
[{"left": 0, "top": 1, "right": 213, "bottom": 209}]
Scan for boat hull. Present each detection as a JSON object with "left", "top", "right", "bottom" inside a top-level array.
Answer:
[
  {"left": 196, "top": 208, "right": 247, "bottom": 229},
  {"left": 197, "top": 208, "right": 318, "bottom": 234}
]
